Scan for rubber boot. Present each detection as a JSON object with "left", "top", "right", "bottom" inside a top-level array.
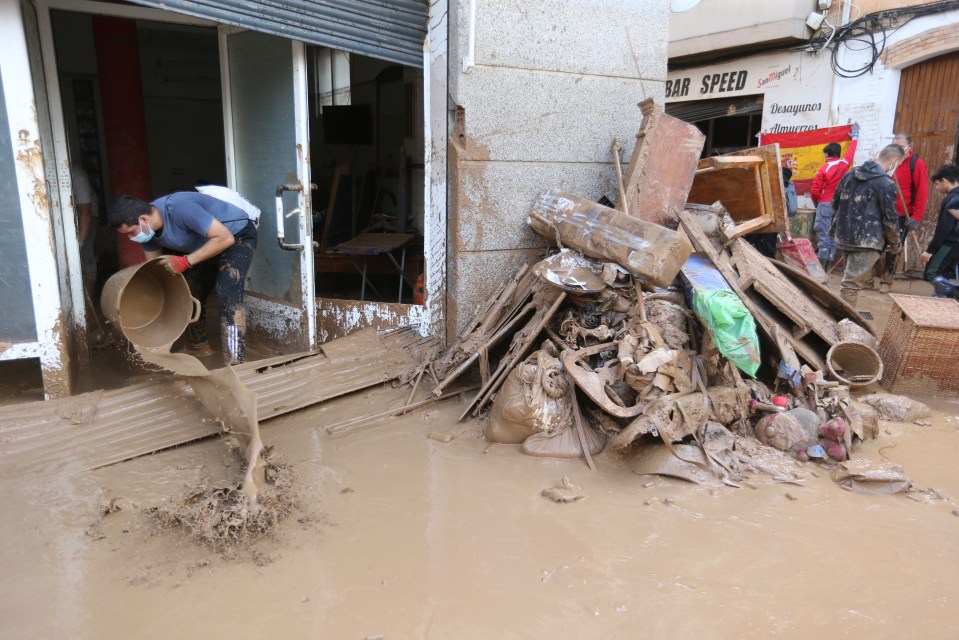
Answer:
[{"left": 221, "top": 323, "right": 245, "bottom": 366}]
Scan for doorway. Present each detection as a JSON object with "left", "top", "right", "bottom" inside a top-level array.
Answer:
[
  {"left": 894, "top": 49, "right": 959, "bottom": 257},
  {"left": 307, "top": 47, "right": 426, "bottom": 307},
  {"left": 37, "top": 0, "right": 438, "bottom": 384},
  {"left": 50, "top": 11, "right": 227, "bottom": 305}
]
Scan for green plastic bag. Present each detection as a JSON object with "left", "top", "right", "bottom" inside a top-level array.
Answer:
[{"left": 691, "top": 290, "right": 761, "bottom": 376}]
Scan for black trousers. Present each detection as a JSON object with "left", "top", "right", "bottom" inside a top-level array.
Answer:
[{"left": 183, "top": 221, "right": 257, "bottom": 365}]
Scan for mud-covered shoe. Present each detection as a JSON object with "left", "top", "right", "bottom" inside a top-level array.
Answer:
[
  {"left": 182, "top": 341, "right": 215, "bottom": 357},
  {"left": 879, "top": 283, "right": 891, "bottom": 294}
]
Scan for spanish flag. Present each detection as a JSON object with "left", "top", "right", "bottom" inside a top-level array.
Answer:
[{"left": 759, "top": 125, "right": 854, "bottom": 196}]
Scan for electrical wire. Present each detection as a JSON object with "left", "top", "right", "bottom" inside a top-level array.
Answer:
[{"left": 796, "top": 0, "right": 959, "bottom": 78}]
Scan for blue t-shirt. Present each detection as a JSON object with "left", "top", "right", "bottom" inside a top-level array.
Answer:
[{"left": 145, "top": 192, "right": 250, "bottom": 254}]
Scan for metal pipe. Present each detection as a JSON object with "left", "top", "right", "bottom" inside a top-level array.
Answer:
[{"left": 462, "top": 0, "right": 476, "bottom": 73}]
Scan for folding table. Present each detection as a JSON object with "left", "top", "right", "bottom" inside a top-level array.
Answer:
[{"left": 334, "top": 232, "right": 416, "bottom": 302}]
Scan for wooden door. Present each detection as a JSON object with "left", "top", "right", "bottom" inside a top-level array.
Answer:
[{"left": 894, "top": 51, "right": 959, "bottom": 262}]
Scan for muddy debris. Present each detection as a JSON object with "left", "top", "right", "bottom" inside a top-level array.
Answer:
[
  {"left": 542, "top": 476, "right": 587, "bottom": 503},
  {"left": 423, "top": 105, "right": 940, "bottom": 497},
  {"left": 148, "top": 448, "right": 296, "bottom": 552},
  {"left": 857, "top": 393, "right": 932, "bottom": 423}
]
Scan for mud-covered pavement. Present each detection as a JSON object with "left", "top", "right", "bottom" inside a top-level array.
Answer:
[
  {"left": 2, "top": 376, "right": 959, "bottom": 639},
  {"left": 3, "top": 279, "right": 959, "bottom": 638}
]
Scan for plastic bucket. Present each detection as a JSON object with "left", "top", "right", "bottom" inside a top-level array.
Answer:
[
  {"left": 100, "top": 258, "right": 201, "bottom": 351},
  {"left": 826, "top": 341, "right": 883, "bottom": 387}
]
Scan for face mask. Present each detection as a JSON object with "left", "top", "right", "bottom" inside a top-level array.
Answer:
[{"left": 131, "top": 220, "right": 155, "bottom": 244}]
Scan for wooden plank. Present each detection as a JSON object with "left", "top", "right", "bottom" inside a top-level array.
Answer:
[
  {"left": 731, "top": 239, "right": 840, "bottom": 346},
  {"left": 720, "top": 215, "right": 773, "bottom": 243},
  {"left": 769, "top": 258, "right": 874, "bottom": 335},
  {"left": 697, "top": 155, "right": 764, "bottom": 170},
  {"left": 616, "top": 98, "right": 705, "bottom": 229}
]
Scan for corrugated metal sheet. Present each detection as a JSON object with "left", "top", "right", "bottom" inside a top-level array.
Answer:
[
  {"left": 128, "top": 0, "right": 428, "bottom": 67},
  {"left": 666, "top": 95, "right": 763, "bottom": 123},
  {"left": 0, "top": 327, "right": 438, "bottom": 479}
]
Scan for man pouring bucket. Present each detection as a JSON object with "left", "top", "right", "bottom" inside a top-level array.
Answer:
[{"left": 108, "top": 186, "right": 259, "bottom": 366}]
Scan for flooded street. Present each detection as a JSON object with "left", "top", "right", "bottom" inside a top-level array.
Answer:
[{"left": 2, "top": 374, "right": 958, "bottom": 639}]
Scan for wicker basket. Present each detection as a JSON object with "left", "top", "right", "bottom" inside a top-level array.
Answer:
[{"left": 878, "top": 294, "right": 959, "bottom": 395}]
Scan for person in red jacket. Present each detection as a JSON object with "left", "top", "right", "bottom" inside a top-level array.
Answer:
[
  {"left": 877, "top": 132, "right": 930, "bottom": 292},
  {"left": 811, "top": 123, "right": 859, "bottom": 269}
]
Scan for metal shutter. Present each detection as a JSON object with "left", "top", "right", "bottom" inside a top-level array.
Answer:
[
  {"left": 128, "top": 0, "right": 428, "bottom": 67},
  {"left": 666, "top": 95, "right": 763, "bottom": 123}
]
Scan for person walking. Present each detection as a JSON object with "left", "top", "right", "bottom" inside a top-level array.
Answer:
[
  {"left": 829, "top": 144, "right": 905, "bottom": 308},
  {"left": 811, "top": 124, "right": 859, "bottom": 270},
  {"left": 877, "top": 132, "right": 929, "bottom": 292},
  {"left": 920, "top": 163, "right": 959, "bottom": 282}
]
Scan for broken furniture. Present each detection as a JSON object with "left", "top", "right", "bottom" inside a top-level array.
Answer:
[
  {"left": 687, "top": 144, "right": 788, "bottom": 236},
  {"left": 679, "top": 211, "right": 849, "bottom": 374},
  {"left": 878, "top": 294, "right": 959, "bottom": 395},
  {"left": 528, "top": 189, "right": 693, "bottom": 288},
  {"left": 614, "top": 98, "right": 706, "bottom": 228},
  {"left": 334, "top": 232, "right": 416, "bottom": 302}
]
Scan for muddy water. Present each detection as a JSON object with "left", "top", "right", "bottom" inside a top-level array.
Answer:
[{"left": 2, "top": 379, "right": 959, "bottom": 639}]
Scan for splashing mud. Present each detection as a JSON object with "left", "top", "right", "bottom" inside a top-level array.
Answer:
[{"left": 147, "top": 448, "right": 295, "bottom": 552}]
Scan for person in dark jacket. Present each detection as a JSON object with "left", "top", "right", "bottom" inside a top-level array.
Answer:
[
  {"left": 829, "top": 144, "right": 905, "bottom": 307},
  {"left": 920, "top": 163, "right": 959, "bottom": 281}
]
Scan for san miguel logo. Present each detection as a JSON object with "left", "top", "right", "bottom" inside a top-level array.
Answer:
[{"left": 757, "top": 65, "right": 791, "bottom": 89}]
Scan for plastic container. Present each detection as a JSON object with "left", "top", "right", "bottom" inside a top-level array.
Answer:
[
  {"left": 100, "top": 258, "right": 200, "bottom": 351},
  {"left": 826, "top": 341, "right": 883, "bottom": 387}
]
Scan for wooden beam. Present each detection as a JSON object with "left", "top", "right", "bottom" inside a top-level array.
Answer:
[
  {"left": 720, "top": 215, "right": 773, "bottom": 244},
  {"left": 696, "top": 155, "right": 764, "bottom": 170}
]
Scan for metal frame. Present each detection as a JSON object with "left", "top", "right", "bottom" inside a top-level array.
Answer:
[
  {"left": 35, "top": 0, "right": 89, "bottom": 358},
  {"left": 0, "top": 0, "right": 70, "bottom": 395},
  {"left": 219, "top": 29, "right": 317, "bottom": 352}
]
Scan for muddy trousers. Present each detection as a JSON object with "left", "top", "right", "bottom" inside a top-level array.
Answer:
[
  {"left": 879, "top": 216, "right": 909, "bottom": 285},
  {"left": 184, "top": 221, "right": 257, "bottom": 365},
  {"left": 840, "top": 248, "right": 881, "bottom": 308},
  {"left": 814, "top": 202, "right": 838, "bottom": 262}
]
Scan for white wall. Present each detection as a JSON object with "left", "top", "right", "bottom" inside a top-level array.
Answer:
[{"left": 833, "top": 9, "right": 959, "bottom": 164}]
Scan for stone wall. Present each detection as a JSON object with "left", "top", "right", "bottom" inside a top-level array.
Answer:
[{"left": 445, "top": 0, "right": 669, "bottom": 336}]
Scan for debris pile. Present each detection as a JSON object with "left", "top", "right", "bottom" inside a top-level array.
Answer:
[{"left": 431, "top": 99, "right": 901, "bottom": 488}]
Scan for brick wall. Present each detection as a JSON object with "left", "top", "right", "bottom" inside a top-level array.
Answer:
[{"left": 882, "top": 22, "right": 959, "bottom": 69}]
